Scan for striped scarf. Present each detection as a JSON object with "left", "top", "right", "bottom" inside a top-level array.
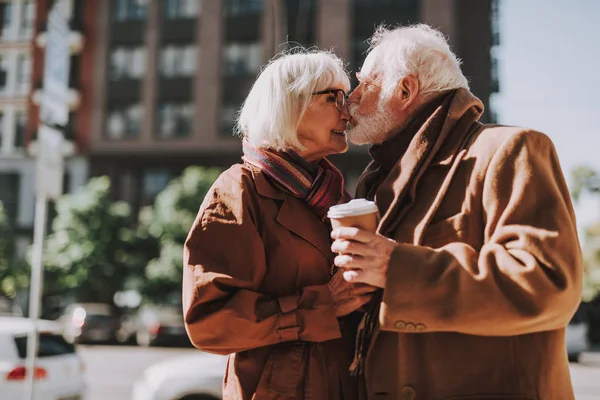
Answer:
[{"left": 242, "top": 139, "right": 351, "bottom": 220}]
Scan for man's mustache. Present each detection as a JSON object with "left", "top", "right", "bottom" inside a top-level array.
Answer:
[{"left": 348, "top": 104, "right": 360, "bottom": 126}]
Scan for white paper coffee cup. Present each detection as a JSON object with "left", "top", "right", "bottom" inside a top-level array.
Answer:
[{"left": 327, "top": 199, "right": 379, "bottom": 232}]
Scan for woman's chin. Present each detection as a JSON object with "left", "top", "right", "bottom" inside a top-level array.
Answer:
[{"left": 333, "top": 141, "right": 349, "bottom": 155}]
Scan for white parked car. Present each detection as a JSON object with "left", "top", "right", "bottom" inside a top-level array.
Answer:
[
  {"left": 0, "top": 316, "right": 86, "bottom": 400},
  {"left": 566, "top": 304, "right": 590, "bottom": 362},
  {"left": 132, "top": 351, "right": 227, "bottom": 400}
]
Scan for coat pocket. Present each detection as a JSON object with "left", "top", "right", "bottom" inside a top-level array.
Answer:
[
  {"left": 422, "top": 212, "right": 467, "bottom": 248},
  {"left": 260, "top": 341, "right": 308, "bottom": 397}
]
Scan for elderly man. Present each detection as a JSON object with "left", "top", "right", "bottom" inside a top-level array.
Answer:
[{"left": 331, "top": 24, "right": 583, "bottom": 400}]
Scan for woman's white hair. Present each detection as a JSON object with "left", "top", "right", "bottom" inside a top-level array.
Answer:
[
  {"left": 236, "top": 48, "right": 350, "bottom": 151},
  {"left": 364, "top": 24, "right": 469, "bottom": 101}
]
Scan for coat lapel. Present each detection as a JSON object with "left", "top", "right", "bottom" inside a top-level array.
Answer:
[
  {"left": 250, "top": 166, "right": 333, "bottom": 261},
  {"left": 277, "top": 195, "right": 333, "bottom": 260}
]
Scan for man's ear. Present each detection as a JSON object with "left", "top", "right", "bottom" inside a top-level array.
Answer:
[{"left": 393, "top": 75, "right": 419, "bottom": 110}]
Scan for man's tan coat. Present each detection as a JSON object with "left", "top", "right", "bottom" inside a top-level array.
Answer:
[{"left": 358, "top": 101, "right": 583, "bottom": 399}]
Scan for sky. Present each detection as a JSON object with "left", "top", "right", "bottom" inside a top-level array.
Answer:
[{"left": 493, "top": 0, "right": 600, "bottom": 238}]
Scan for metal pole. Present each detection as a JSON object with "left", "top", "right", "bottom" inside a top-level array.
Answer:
[{"left": 23, "top": 195, "right": 48, "bottom": 400}]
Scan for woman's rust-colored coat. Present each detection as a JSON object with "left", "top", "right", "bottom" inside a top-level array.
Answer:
[{"left": 183, "top": 163, "right": 358, "bottom": 399}]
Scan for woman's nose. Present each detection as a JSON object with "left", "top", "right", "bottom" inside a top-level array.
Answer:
[{"left": 340, "top": 103, "right": 350, "bottom": 120}]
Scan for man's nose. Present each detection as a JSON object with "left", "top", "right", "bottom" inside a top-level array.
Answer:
[{"left": 347, "top": 88, "right": 360, "bottom": 105}]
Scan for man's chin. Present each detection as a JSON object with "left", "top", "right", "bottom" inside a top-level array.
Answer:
[{"left": 347, "top": 127, "right": 376, "bottom": 145}]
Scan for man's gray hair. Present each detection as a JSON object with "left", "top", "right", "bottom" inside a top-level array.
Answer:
[
  {"left": 364, "top": 24, "right": 469, "bottom": 100},
  {"left": 236, "top": 49, "right": 350, "bottom": 151}
]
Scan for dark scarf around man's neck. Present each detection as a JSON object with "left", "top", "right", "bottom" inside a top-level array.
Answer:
[{"left": 350, "top": 88, "right": 484, "bottom": 376}]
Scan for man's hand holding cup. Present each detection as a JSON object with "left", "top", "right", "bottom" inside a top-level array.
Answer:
[{"left": 328, "top": 199, "right": 397, "bottom": 289}]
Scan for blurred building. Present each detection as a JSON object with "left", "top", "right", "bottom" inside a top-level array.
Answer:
[
  {"left": 0, "top": 0, "right": 35, "bottom": 257},
  {"left": 82, "top": 0, "right": 498, "bottom": 215},
  {"left": 0, "top": 0, "right": 92, "bottom": 257},
  {"left": 14, "top": 0, "right": 498, "bottom": 233}
]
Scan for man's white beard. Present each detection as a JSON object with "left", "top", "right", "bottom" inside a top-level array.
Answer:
[{"left": 347, "top": 102, "right": 399, "bottom": 145}]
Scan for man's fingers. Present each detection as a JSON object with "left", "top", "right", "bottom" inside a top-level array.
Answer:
[
  {"left": 331, "top": 239, "right": 378, "bottom": 256},
  {"left": 334, "top": 254, "right": 371, "bottom": 269},
  {"left": 331, "top": 227, "right": 377, "bottom": 243}
]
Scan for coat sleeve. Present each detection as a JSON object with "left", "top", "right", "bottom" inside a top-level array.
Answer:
[
  {"left": 182, "top": 176, "right": 341, "bottom": 355},
  {"left": 380, "top": 130, "right": 583, "bottom": 336}
]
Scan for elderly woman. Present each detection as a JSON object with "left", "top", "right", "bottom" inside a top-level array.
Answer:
[{"left": 182, "top": 50, "right": 373, "bottom": 399}]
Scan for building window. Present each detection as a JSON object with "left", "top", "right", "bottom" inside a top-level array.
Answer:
[
  {"left": 157, "top": 103, "right": 193, "bottom": 138},
  {"left": 109, "top": 47, "right": 146, "bottom": 80},
  {"left": 491, "top": 0, "right": 500, "bottom": 47},
  {"left": 220, "top": 103, "right": 238, "bottom": 136},
  {"left": 14, "top": 110, "right": 26, "bottom": 148},
  {"left": 225, "top": 0, "right": 261, "bottom": 17},
  {"left": 113, "top": 0, "right": 148, "bottom": 21},
  {"left": 350, "top": 0, "right": 419, "bottom": 84},
  {"left": 19, "top": 1, "right": 34, "bottom": 40},
  {"left": 163, "top": 0, "right": 201, "bottom": 19},
  {"left": 0, "top": 55, "right": 8, "bottom": 92},
  {"left": 283, "top": 0, "right": 316, "bottom": 48},
  {"left": 491, "top": 56, "right": 500, "bottom": 94},
  {"left": 106, "top": 104, "right": 143, "bottom": 139},
  {"left": 0, "top": 3, "right": 12, "bottom": 40},
  {"left": 16, "top": 54, "right": 31, "bottom": 94},
  {"left": 223, "top": 43, "right": 261, "bottom": 76},
  {"left": 0, "top": 173, "right": 19, "bottom": 226},
  {"left": 142, "top": 169, "right": 173, "bottom": 204},
  {"left": 0, "top": 111, "right": 4, "bottom": 148},
  {"left": 159, "top": 45, "right": 196, "bottom": 78}
]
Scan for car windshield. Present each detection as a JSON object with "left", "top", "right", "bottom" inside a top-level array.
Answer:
[{"left": 14, "top": 333, "right": 76, "bottom": 358}]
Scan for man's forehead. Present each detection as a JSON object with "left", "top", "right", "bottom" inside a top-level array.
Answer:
[{"left": 357, "top": 53, "right": 378, "bottom": 81}]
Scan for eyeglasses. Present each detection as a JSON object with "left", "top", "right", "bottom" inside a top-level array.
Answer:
[{"left": 312, "top": 89, "right": 348, "bottom": 113}]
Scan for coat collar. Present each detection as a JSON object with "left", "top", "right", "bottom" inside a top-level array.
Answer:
[
  {"left": 249, "top": 164, "right": 285, "bottom": 200},
  {"left": 372, "top": 89, "right": 484, "bottom": 236},
  {"left": 248, "top": 163, "right": 333, "bottom": 260}
]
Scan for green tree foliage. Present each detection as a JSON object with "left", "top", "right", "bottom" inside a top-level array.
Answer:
[
  {"left": 42, "top": 176, "right": 147, "bottom": 303},
  {"left": 571, "top": 165, "right": 600, "bottom": 301},
  {"left": 0, "top": 201, "right": 29, "bottom": 298},
  {"left": 0, "top": 201, "right": 12, "bottom": 284},
  {"left": 571, "top": 166, "right": 600, "bottom": 202},
  {"left": 0, "top": 201, "right": 19, "bottom": 297},
  {"left": 138, "top": 166, "right": 221, "bottom": 303}
]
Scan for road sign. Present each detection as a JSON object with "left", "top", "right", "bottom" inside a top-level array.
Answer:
[
  {"left": 35, "top": 125, "right": 64, "bottom": 199},
  {"left": 40, "top": 0, "right": 71, "bottom": 126}
]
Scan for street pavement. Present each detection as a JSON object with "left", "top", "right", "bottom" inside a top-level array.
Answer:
[
  {"left": 79, "top": 345, "right": 194, "bottom": 400},
  {"left": 79, "top": 345, "right": 600, "bottom": 400}
]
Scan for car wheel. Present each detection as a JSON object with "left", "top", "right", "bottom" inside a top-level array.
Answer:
[{"left": 568, "top": 352, "right": 580, "bottom": 362}]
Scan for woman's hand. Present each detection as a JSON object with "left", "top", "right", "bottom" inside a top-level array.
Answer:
[{"left": 328, "top": 270, "right": 376, "bottom": 317}]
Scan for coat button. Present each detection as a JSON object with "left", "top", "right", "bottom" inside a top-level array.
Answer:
[
  {"left": 395, "top": 320, "right": 406, "bottom": 329},
  {"left": 402, "top": 385, "right": 416, "bottom": 400},
  {"left": 405, "top": 323, "right": 416, "bottom": 332},
  {"left": 416, "top": 323, "right": 426, "bottom": 331}
]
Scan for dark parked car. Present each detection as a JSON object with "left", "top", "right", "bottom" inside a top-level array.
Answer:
[
  {"left": 117, "top": 304, "right": 190, "bottom": 347},
  {"left": 58, "top": 302, "right": 119, "bottom": 344}
]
